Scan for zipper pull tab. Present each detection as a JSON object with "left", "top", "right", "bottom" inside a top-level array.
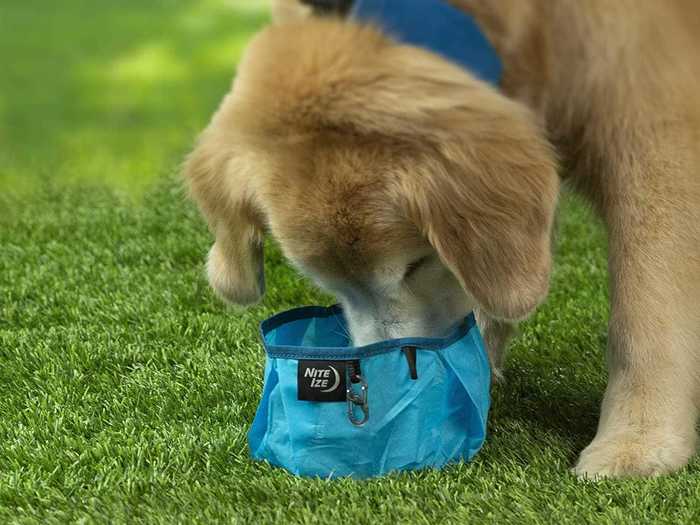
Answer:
[
  {"left": 348, "top": 359, "right": 361, "bottom": 383},
  {"left": 402, "top": 346, "right": 418, "bottom": 380}
]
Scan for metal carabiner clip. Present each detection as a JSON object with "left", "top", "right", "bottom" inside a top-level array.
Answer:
[{"left": 346, "top": 374, "right": 369, "bottom": 426}]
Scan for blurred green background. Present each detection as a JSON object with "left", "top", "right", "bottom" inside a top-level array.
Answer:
[{"left": 0, "top": 0, "right": 268, "bottom": 196}]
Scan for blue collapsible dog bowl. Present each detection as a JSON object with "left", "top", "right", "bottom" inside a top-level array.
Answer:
[{"left": 248, "top": 305, "right": 491, "bottom": 478}]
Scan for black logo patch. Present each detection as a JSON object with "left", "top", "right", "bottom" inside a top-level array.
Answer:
[{"left": 298, "top": 360, "right": 347, "bottom": 402}]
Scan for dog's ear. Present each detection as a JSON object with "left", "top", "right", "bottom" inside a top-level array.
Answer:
[
  {"left": 394, "top": 92, "right": 559, "bottom": 320},
  {"left": 334, "top": 45, "right": 558, "bottom": 320},
  {"left": 183, "top": 108, "right": 266, "bottom": 305}
]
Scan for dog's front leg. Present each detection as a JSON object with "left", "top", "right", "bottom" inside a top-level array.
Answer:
[
  {"left": 574, "top": 176, "right": 700, "bottom": 478},
  {"left": 475, "top": 310, "right": 515, "bottom": 382}
]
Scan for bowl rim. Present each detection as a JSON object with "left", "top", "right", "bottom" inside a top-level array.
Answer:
[{"left": 260, "top": 304, "right": 478, "bottom": 360}]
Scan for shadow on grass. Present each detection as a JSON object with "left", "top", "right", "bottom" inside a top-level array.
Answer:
[{"left": 499, "top": 366, "right": 602, "bottom": 444}]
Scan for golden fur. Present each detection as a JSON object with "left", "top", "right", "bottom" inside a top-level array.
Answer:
[{"left": 185, "top": 0, "right": 700, "bottom": 478}]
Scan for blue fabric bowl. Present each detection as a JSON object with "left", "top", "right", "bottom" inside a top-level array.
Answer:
[{"left": 248, "top": 305, "right": 491, "bottom": 478}]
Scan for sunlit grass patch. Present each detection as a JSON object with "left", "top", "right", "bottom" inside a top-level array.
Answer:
[{"left": 0, "top": 0, "right": 269, "bottom": 198}]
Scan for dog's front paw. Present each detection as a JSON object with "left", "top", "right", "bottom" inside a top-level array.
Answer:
[{"left": 573, "top": 432, "right": 696, "bottom": 479}]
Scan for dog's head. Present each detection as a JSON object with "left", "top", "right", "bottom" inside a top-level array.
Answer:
[{"left": 185, "top": 19, "right": 559, "bottom": 345}]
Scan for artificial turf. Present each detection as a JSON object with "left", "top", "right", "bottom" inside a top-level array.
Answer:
[{"left": 1, "top": 1, "right": 699, "bottom": 524}]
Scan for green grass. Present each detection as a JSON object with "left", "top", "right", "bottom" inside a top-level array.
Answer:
[
  {"left": 1, "top": 1, "right": 699, "bottom": 524},
  {"left": 0, "top": 0, "right": 267, "bottom": 196}
]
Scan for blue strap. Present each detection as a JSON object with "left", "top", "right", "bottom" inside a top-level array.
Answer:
[{"left": 351, "top": 0, "right": 502, "bottom": 86}]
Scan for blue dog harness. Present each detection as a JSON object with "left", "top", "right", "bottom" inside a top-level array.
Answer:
[
  {"left": 249, "top": 306, "right": 491, "bottom": 478},
  {"left": 351, "top": 0, "right": 502, "bottom": 85}
]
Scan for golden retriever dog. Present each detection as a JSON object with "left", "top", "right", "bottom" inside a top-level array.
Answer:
[{"left": 184, "top": 0, "right": 700, "bottom": 478}]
